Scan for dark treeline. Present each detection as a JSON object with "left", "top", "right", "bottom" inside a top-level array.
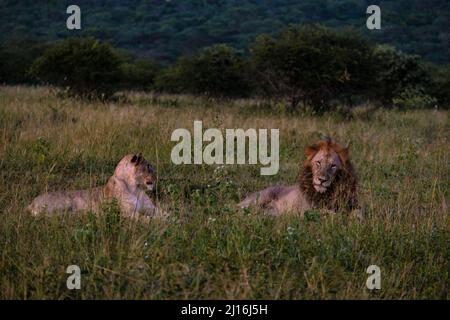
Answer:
[
  {"left": 2, "top": 0, "right": 449, "bottom": 64},
  {"left": 1, "top": 25, "right": 449, "bottom": 110}
]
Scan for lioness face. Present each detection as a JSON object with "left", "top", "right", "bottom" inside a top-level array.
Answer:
[
  {"left": 310, "top": 149, "right": 342, "bottom": 193},
  {"left": 131, "top": 154, "right": 157, "bottom": 191}
]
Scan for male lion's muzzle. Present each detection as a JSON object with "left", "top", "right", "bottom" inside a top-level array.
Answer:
[{"left": 313, "top": 174, "right": 333, "bottom": 193}]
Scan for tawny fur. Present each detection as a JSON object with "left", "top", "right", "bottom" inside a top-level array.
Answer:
[
  {"left": 28, "top": 154, "right": 159, "bottom": 219},
  {"left": 238, "top": 138, "right": 361, "bottom": 219}
]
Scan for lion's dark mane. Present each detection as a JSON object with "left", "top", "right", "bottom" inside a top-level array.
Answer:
[{"left": 299, "top": 161, "right": 358, "bottom": 211}]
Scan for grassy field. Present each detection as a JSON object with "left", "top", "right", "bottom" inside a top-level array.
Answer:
[{"left": 0, "top": 86, "right": 448, "bottom": 299}]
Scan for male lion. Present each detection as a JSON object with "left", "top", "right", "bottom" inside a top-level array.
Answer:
[
  {"left": 239, "top": 138, "right": 362, "bottom": 219},
  {"left": 28, "top": 153, "right": 160, "bottom": 219}
]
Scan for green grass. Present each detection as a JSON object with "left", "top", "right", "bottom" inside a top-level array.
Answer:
[{"left": 0, "top": 86, "right": 448, "bottom": 299}]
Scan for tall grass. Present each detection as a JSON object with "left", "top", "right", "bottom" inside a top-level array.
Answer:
[{"left": 0, "top": 86, "right": 448, "bottom": 299}]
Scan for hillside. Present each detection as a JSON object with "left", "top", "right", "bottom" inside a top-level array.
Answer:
[{"left": 1, "top": 0, "right": 449, "bottom": 63}]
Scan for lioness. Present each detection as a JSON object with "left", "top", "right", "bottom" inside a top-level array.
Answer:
[
  {"left": 239, "top": 138, "right": 362, "bottom": 219},
  {"left": 28, "top": 153, "right": 159, "bottom": 219}
]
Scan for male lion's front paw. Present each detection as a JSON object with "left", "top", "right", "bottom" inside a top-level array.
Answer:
[
  {"left": 316, "top": 208, "right": 336, "bottom": 217},
  {"left": 349, "top": 208, "right": 364, "bottom": 222}
]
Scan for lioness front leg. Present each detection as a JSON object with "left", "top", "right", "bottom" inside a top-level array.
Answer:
[
  {"left": 138, "top": 193, "right": 157, "bottom": 217},
  {"left": 141, "top": 195, "right": 169, "bottom": 220}
]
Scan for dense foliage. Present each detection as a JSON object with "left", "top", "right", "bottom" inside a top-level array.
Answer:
[
  {"left": 371, "top": 45, "right": 432, "bottom": 107},
  {"left": 2, "top": 0, "right": 449, "bottom": 107},
  {"left": 29, "top": 37, "right": 123, "bottom": 99},
  {"left": 14, "top": 28, "right": 450, "bottom": 109},
  {"left": 251, "top": 25, "right": 374, "bottom": 111},
  {"left": 155, "top": 44, "right": 250, "bottom": 98},
  {"left": 1, "top": 0, "right": 449, "bottom": 64},
  {"left": 0, "top": 39, "right": 48, "bottom": 84},
  {"left": 120, "top": 56, "right": 161, "bottom": 91}
]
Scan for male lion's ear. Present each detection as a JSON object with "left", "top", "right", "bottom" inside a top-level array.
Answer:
[
  {"left": 131, "top": 154, "right": 138, "bottom": 163},
  {"left": 338, "top": 146, "right": 349, "bottom": 163},
  {"left": 305, "top": 144, "right": 318, "bottom": 158}
]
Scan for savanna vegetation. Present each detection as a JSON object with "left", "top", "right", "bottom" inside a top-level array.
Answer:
[
  {"left": 1, "top": 0, "right": 449, "bottom": 64},
  {"left": 1, "top": 1, "right": 448, "bottom": 301},
  {"left": 0, "top": 86, "right": 448, "bottom": 299},
  {"left": 4, "top": 25, "right": 449, "bottom": 110}
]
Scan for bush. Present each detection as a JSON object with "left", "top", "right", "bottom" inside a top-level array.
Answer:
[
  {"left": 154, "top": 59, "right": 188, "bottom": 94},
  {"left": 425, "top": 63, "right": 450, "bottom": 109},
  {"left": 30, "top": 37, "right": 122, "bottom": 100},
  {"left": 120, "top": 57, "right": 160, "bottom": 91},
  {"left": 155, "top": 44, "right": 251, "bottom": 98},
  {"left": 372, "top": 45, "right": 431, "bottom": 107},
  {"left": 392, "top": 86, "right": 437, "bottom": 109},
  {"left": 0, "top": 39, "right": 47, "bottom": 84},
  {"left": 250, "top": 25, "right": 374, "bottom": 112}
]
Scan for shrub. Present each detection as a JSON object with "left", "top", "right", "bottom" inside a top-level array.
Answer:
[
  {"left": 372, "top": 45, "right": 431, "bottom": 107},
  {"left": 425, "top": 63, "right": 450, "bottom": 109},
  {"left": 155, "top": 44, "right": 251, "bottom": 98},
  {"left": 392, "top": 86, "right": 437, "bottom": 109},
  {"left": 0, "top": 39, "right": 47, "bottom": 84},
  {"left": 250, "top": 25, "right": 374, "bottom": 112},
  {"left": 154, "top": 59, "right": 189, "bottom": 94},
  {"left": 120, "top": 57, "right": 160, "bottom": 91},
  {"left": 30, "top": 37, "right": 122, "bottom": 100}
]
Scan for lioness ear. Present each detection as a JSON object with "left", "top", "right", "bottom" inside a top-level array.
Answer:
[
  {"left": 305, "top": 144, "right": 318, "bottom": 158},
  {"left": 131, "top": 154, "right": 138, "bottom": 163},
  {"left": 136, "top": 153, "right": 143, "bottom": 164}
]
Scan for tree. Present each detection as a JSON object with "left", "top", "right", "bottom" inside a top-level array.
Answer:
[
  {"left": 120, "top": 57, "right": 161, "bottom": 91},
  {"left": 155, "top": 44, "right": 251, "bottom": 98},
  {"left": 30, "top": 37, "right": 122, "bottom": 100},
  {"left": 250, "top": 25, "right": 374, "bottom": 112},
  {"left": 372, "top": 45, "right": 431, "bottom": 107},
  {"left": 423, "top": 63, "right": 450, "bottom": 109},
  {"left": 0, "top": 39, "right": 47, "bottom": 84}
]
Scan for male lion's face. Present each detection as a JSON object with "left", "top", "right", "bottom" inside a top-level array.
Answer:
[
  {"left": 310, "top": 150, "right": 342, "bottom": 193},
  {"left": 305, "top": 140, "right": 349, "bottom": 194},
  {"left": 131, "top": 154, "right": 157, "bottom": 191}
]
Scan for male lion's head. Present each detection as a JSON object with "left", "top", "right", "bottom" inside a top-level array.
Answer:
[
  {"left": 115, "top": 153, "right": 157, "bottom": 191},
  {"left": 305, "top": 139, "right": 349, "bottom": 193},
  {"left": 299, "top": 138, "right": 358, "bottom": 211}
]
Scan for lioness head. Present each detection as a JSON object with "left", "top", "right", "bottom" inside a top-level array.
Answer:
[
  {"left": 114, "top": 153, "right": 157, "bottom": 191},
  {"left": 130, "top": 153, "right": 157, "bottom": 191},
  {"left": 304, "top": 138, "right": 349, "bottom": 193}
]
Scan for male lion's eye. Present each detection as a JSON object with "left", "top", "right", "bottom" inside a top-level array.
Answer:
[
  {"left": 331, "top": 164, "right": 337, "bottom": 169},
  {"left": 316, "top": 161, "right": 321, "bottom": 166}
]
